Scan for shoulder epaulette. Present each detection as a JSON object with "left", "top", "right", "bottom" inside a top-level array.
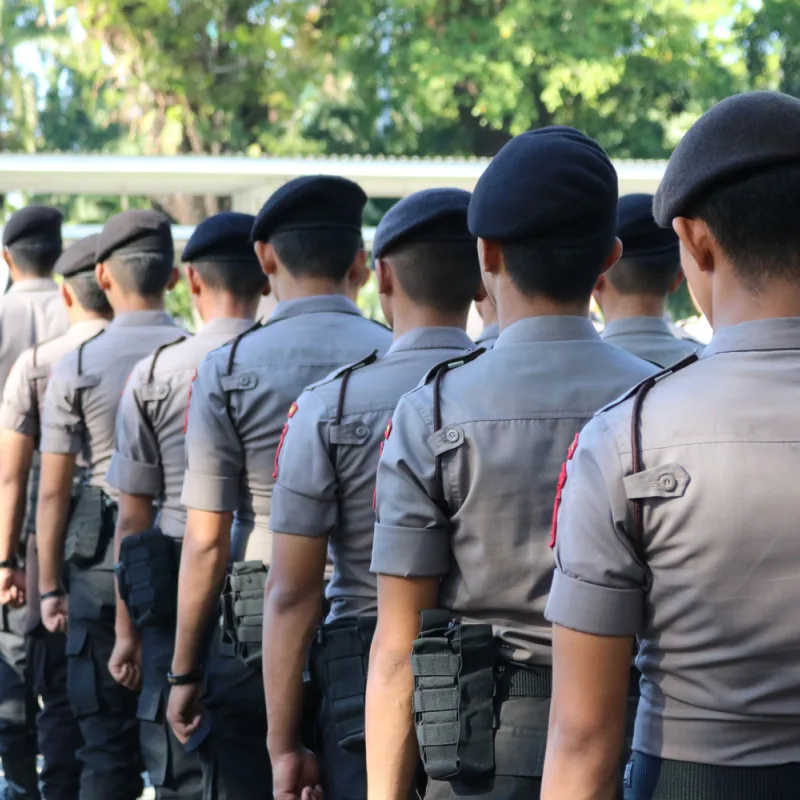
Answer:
[
  {"left": 333, "top": 349, "right": 380, "bottom": 380},
  {"left": 146, "top": 335, "right": 188, "bottom": 383},
  {"left": 76, "top": 329, "right": 106, "bottom": 377},
  {"left": 225, "top": 321, "right": 262, "bottom": 376},
  {"left": 422, "top": 347, "right": 485, "bottom": 385}
]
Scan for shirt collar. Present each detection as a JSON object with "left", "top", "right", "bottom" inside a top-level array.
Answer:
[
  {"left": 387, "top": 326, "right": 474, "bottom": 355},
  {"left": 703, "top": 318, "right": 800, "bottom": 357},
  {"left": 268, "top": 295, "right": 363, "bottom": 325},
  {"left": 475, "top": 322, "right": 499, "bottom": 344},
  {"left": 7, "top": 278, "right": 59, "bottom": 294},
  {"left": 67, "top": 319, "right": 110, "bottom": 342},
  {"left": 602, "top": 316, "right": 674, "bottom": 339},
  {"left": 494, "top": 315, "right": 601, "bottom": 347},
  {"left": 198, "top": 317, "right": 256, "bottom": 338},
  {"left": 108, "top": 310, "right": 178, "bottom": 330}
]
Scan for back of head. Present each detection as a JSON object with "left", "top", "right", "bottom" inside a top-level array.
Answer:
[
  {"left": 609, "top": 193, "right": 681, "bottom": 297},
  {"left": 96, "top": 209, "right": 175, "bottom": 297},
  {"left": 252, "top": 175, "right": 367, "bottom": 280},
  {"left": 182, "top": 211, "right": 267, "bottom": 298},
  {"left": 654, "top": 91, "right": 800, "bottom": 290},
  {"left": 2, "top": 205, "right": 63, "bottom": 277},
  {"left": 56, "top": 234, "right": 112, "bottom": 314},
  {"left": 373, "top": 188, "right": 481, "bottom": 313},
  {"left": 468, "top": 126, "right": 619, "bottom": 303}
]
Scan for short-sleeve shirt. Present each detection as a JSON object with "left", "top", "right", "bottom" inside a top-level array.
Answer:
[
  {"left": 271, "top": 326, "right": 475, "bottom": 622},
  {"left": 546, "top": 317, "right": 800, "bottom": 768},
  {"left": 0, "top": 279, "right": 69, "bottom": 394},
  {"left": 40, "top": 311, "right": 183, "bottom": 497},
  {"left": 372, "top": 316, "right": 657, "bottom": 665},
  {"left": 601, "top": 317, "right": 702, "bottom": 367},
  {"left": 107, "top": 318, "right": 255, "bottom": 539},
  {"left": 474, "top": 322, "right": 499, "bottom": 348},
  {"left": 182, "top": 295, "right": 392, "bottom": 564}
]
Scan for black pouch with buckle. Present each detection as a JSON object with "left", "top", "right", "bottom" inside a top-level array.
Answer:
[
  {"left": 64, "top": 486, "right": 112, "bottom": 568},
  {"left": 220, "top": 560, "right": 268, "bottom": 668}
]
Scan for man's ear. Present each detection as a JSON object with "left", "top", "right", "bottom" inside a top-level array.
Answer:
[
  {"left": 261, "top": 278, "right": 271, "bottom": 298},
  {"left": 59, "top": 282, "right": 74, "bottom": 309},
  {"left": 348, "top": 250, "right": 371, "bottom": 290},
  {"left": 166, "top": 266, "right": 180, "bottom": 291},
  {"left": 594, "top": 274, "right": 607, "bottom": 294},
  {"left": 673, "top": 218, "right": 715, "bottom": 275},
  {"left": 185, "top": 265, "right": 201, "bottom": 297},
  {"left": 95, "top": 262, "right": 113, "bottom": 292},
  {"left": 478, "top": 238, "right": 504, "bottom": 276},
  {"left": 375, "top": 259, "right": 393, "bottom": 296},
  {"left": 599, "top": 238, "right": 623, "bottom": 275},
  {"left": 255, "top": 241, "right": 277, "bottom": 277}
]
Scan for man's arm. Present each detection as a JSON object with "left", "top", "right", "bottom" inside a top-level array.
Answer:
[
  {"left": 542, "top": 627, "right": 633, "bottom": 800},
  {"left": 366, "top": 574, "right": 438, "bottom": 800}
]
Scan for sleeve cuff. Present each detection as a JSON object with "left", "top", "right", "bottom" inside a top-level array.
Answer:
[
  {"left": 371, "top": 523, "right": 450, "bottom": 577},
  {"left": 181, "top": 470, "right": 241, "bottom": 512},
  {"left": 269, "top": 483, "right": 336, "bottom": 538},
  {"left": 544, "top": 569, "right": 643, "bottom": 637},
  {"left": 39, "top": 428, "right": 82, "bottom": 455},
  {"left": 0, "top": 408, "right": 37, "bottom": 438},
  {"left": 106, "top": 452, "right": 162, "bottom": 497}
]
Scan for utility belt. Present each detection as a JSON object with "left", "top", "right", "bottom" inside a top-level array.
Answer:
[
  {"left": 64, "top": 485, "right": 117, "bottom": 570},
  {"left": 116, "top": 529, "right": 180, "bottom": 629},
  {"left": 306, "top": 614, "right": 376, "bottom": 753},
  {"left": 220, "top": 560, "right": 268, "bottom": 669}
]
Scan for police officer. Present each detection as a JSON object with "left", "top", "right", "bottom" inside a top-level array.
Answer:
[
  {"left": 263, "top": 188, "right": 483, "bottom": 800},
  {"left": 474, "top": 296, "right": 499, "bottom": 347},
  {"left": 366, "top": 127, "right": 657, "bottom": 800},
  {"left": 36, "top": 210, "right": 184, "bottom": 800},
  {"left": 593, "top": 193, "right": 702, "bottom": 367},
  {"left": 0, "top": 235, "right": 111, "bottom": 800},
  {"left": 104, "top": 212, "right": 269, "bottom": 799},
  {"left": 543, "top": 91, "right": 800, "bottom": 800},
  {"left": 167, "top": 176, "right": 392, "bottom": 800}
]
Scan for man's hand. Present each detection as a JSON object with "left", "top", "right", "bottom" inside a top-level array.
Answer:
[
  {"left": 271, "top": 747, "right": 324, "bottom": 800},
  {"left": 167, "top": 683, "right": 204, "bottom": 745},
  {"left": 0, "top": 567, "right": 26, "bottom": 607},
  {"left": 108, "top": 629, "right": 142, "bottom": 691},
  {"left": 41, "top": 594, "right": 68, "bottom": 633}
]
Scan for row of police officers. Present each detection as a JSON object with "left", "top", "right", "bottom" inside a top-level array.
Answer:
[{"left": 0, "top": 89, "right": 796, "bottom": 800}]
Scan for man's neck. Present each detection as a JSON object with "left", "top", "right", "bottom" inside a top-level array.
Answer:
[
  {"left": 197, "top": 294, "right": 258, "bottom": 325},
  {"left": 710, "top": 280, "right": 800, "bottom": 330},
  {"left": 273, "top": 275, "right": 348, "bottom": 304},
  {"left": 496, "top": 290, "right": 590, "bottom": 331},
  {"left": 9, "top": 270, "right": 52, "bottom": 285},
  {"left": 110, "top": 295, "right": 165, "bottom": 315},
  {"left": 67, "top": 308, "right": 113, "bottom": 326},
  {"left": 390, "top": 305, "right": 468, "bottom": 340},
  {"left": 600, "top": 294, "right": 666, "bottom": 325}
]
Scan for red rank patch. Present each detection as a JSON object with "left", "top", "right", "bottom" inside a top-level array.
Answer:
[
  {"left": 183, "top": 369, "right": 198, "bottom": 435},
  {"left": 273, "top": 401, "right": 299, "bottom": 479},
  {"left": 373, "top": 418, "right": 393, "bottom": 510},
  {"left": 550, "top": 432, "right": 579, "bottom": 548}
]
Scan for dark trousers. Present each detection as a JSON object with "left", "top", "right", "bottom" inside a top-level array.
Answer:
[
  {"left": 139, "top": 624, "right": 202, "bottom": 799},
  {"left": 26, "top": 626, "right": 82, "bottom": 800},
  {"left": 0, "top": 605, "right": 39, "bottom": 800},
  {"left": 317, "top": 693, "right": 366, "bottom": 800},
  {"left": 67, "top": 566, "right": 143, "bottom": 800}
]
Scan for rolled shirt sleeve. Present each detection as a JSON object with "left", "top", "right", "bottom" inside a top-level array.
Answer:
[
  {"left": 0, "top": 349, "right": 39, "bottom": 437},
  {"left": 270, "top": 390, "right": 337, "bottom": 538},
  {"left": 106, "top": 359, "right": 162, "bottom": 498},
  {"left": 181, "top": 353, "right": 244, "bottom": 512},
  {"left": 40, "top": 357, "right": 84, "bottom": 455},
  {"left": 545, "top": 414, "right": 648, "bottom": 637},
  {"left": 371, "top": 392, "right": 451, "bottom": 578}
]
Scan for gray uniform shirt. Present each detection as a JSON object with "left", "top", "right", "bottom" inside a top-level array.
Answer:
[
  {"left": 40, "top": 311, "right": 183, "bottom": 497},
  {"left": 372, "top": 316, "right": 656, "bottom": 665},
  {"left": 270, "top": 327, "right": 475, "bottom": 622},
  {"left": 181, "top": 295, "right": 392, "bottom": 564},
  {"left": 107, "top": 318, "right": 254, "bottom": 538},
  {"left": 602, "top": 316, "right": 702, "bottom": 367},
  {"left": 475, "top": 322, "right": 499, "bottom": 348},
  {"left": 546, "top": 317, "right": 800, "bottom": 767},
  {"left": 0, "top": 279, "right": 69, "bottom": 394}
]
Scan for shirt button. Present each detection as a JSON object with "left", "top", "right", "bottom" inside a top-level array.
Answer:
[
  {"left": 356, "top": 425, "right": 369, "bottom": 437},
  {"left": 239, "top": 376, "right": 251, "bottom": 388},
  {"left": 446, "top": 429, "right": 460, "bottom": 443},
  {"left": 658, "top": 473, "right": 677, "bottom": 492}
]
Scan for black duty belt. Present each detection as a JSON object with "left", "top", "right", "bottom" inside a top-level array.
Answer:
[{"left": 496, "top": 662, "right": 552, "bottom": 698}]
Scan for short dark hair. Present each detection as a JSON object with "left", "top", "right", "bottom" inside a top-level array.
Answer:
[
  {"left": 191, "top": 259, "right": 267, "bottom": 299},
  {"left": 501, "top": 238, "right": 612, "bottom": 303},
  {"left": 65, "top": 273, "right": 112, "bottom": 314},
  {"left": 270, "top": 229, "right": 361, "bottom": 280},
  {"left": 606, "top": 255, "right": 681, "bottom": 297},
  {"left": 385, "top": 241, "right": 481, "bottom": 313},
  {"left": 687, "top": 162, "right": 800, "bottom": 290},
  {"left": 107, "top": 251, "right": 174, "bottom": 297},
  {"left": 7, "top": 241, "right": 61, "bottom": 277}
]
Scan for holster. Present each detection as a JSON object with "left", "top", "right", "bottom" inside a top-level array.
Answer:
[
  {"left": 410, "top": 611, "right": 496, "bottom": 782},
  {"left": 64, "top": 486, "right": 115, "bottom": 568},
  {"left": 220, "top": 560, "right": 268, "bottom": 668},
  {"left": 116, "top": 529, "right": 179, "bottom": 628},
  {"left": 309, "top": 615, "right": 376, "bottom": 753}
]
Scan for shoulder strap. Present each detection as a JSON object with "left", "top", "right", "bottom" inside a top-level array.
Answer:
[
  {"left": 629, "top": 353, "right": 699, "bottom": 557},
  {"left": 75, "top": 329, "right": 106, "bottom": 421},
  {"left": 224, "top": 320, "right": 263, "bottom": 427},
  {"left": 146, "top": 336, "right": 187, "bottom": 384}
]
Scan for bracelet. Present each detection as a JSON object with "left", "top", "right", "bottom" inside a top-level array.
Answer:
[
  {"left": 167, "top": 667, "right": 204, "bottom": 686},
  {"left": 40, "top": 588, "right": 66, "bottom": 601},
  {"left": 0, "top": 558, "right": 18, "bottom": 569}
]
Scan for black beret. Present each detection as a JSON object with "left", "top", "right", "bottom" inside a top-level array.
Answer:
[
  {"left": 182, "top": 212, "right": 258, "bottom": 264},
  {"left": 252, "top": 175, "right": 367, "bottom": 242},
  {"left": 653, "top": 91, "right": 800, "bottom": 226},
  {"left": 372, "top": 188, "right": 473, "bottom": 260},
  {"left": 2, "top": 205, "right": 63, "bottom": 248},
  {"left": 617, "top": 194, "right": 678, "bottom": 259},
  {"left": 55, "top": 234, "right": 101, "bottom": 278},
  {"left": 96, "top": 210, "right": 173, "bottom": 263},
  {"left": 468, "top": 126, "right": 618, "bottom": 247}
]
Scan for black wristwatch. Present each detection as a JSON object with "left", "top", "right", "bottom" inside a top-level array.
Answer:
[
  {"left": 0, "top": 558, "right": 18, "bottom": 570},
  {"left": 167, "top": 667, "right": 204, "bottom": 686},
  {"left": 40, "top": 588, "right": 67, "bottom": 601}
]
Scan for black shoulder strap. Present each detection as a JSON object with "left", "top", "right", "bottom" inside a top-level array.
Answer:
[
  {"left": 146, "top": 336, "right": 186, "bottom": 384},
  {"left": 224, "top": 320, "right": 263, "bottom": 424},
  {"left": 75, "top": 329, "right": 106, "bottom": 421},
  {"left": 629, "top": 353, "right": 699, "bottom": 558}
]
